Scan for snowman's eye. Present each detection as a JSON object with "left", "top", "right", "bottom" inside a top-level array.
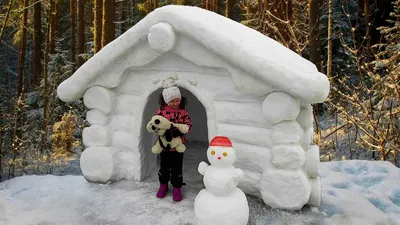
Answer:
[
  {"left": 211, "top": 150, "right": 215, "bottom": 155},
  {"left": 223, "top": 152, "right": 228, "bottom": 157}
]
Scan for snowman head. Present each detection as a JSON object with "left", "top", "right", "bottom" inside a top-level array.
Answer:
[{"left": 207, "top": 136, "right": 236, "bottom": 167}]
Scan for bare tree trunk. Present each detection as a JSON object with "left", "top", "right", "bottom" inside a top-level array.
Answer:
[
  {"left": 32, "top": 0, "right": 42, "bottom": 89},
  {"left": 154, "top": 0, "right": 158, "bottom": 10},
  {"left": 0, "top": 0, "right": 15, "bottom": 42},
  {"left": 356, "top": 0, "right": 363, "bottom": 50},
  {"left": 77, "top": 0, "right": 85, "bottom": 67},
  {"left": 40, "top": 0, "right": 53, "bottom": 155},
  {"left": 309, "top": 0, "right": 322, "bottom": 115},
  {"left": 146, "top": 0, "right": 153, "bottom": 13},
  {"left": 327, "top": 0, "right": 333, "bottom": 77},
  {"left": 10, "top": 96, "right": 23, "bottom": 178},
  {"left": 102, "top": 0, "right": 115, "bottom": 47},
  {"left": 0, "top": 92, "right": 3, "bottom": 181},
  {"left": 226, "top": 0, "right": 233, "bottom": 18},
  {"left": 206, "top": 0, "right": 211, "bottom": 10},
  {"left": 313, "top": 105, "right": 320, "bottom": 144},
  {"left": 70, "top": 0, "right": 76, "bottom": 68},
  {"left": 271, "top": 0, "right": 293, "bottom": 45},
  {"left": 6, "top": 46, "right": 12, "bottom": 115},
  {"left": 364, "top": 0, "right": 370, "bottom": 53},
  {"left": 94, "top": 0, "right": 103, "bottom": 53},
  {"left": 201, "top": 0, "right": 206, "bottom": 9},
  {"left": 12, "top": 0, "right": 29, "bottom": 172},
  {"left": 309, "top": 0, "right": 321, "bottom": 71},
  {"left": 246, "top": 0, "right": 257, "bottom": 19},
  {"left": 264, "top": 0, "right": 269, "bottom": 10},
  {"left": 2, "top": 46, "right": 11, "bottom": 180},
  {"left": 363, "top": 0, "right": 370, "bottom": 38},
  {"left": 214, "top": 0, "right": 219, "bottom": 13},
  {"left": 121, "top": 0, "right": 128, "bottom": 32},
  {"left": 127, "top": 0, "right": 132, "bottom": 27},
  {"left": 17, "top": 0, "right": 29, "bottom": 96},
  {"left": 50, "top": 0, "right": 58, "bottom": 54}
]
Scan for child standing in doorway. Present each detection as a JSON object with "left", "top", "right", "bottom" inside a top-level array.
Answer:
[{"left": 154, "top": 86, "right": 192, "bottom": 201}]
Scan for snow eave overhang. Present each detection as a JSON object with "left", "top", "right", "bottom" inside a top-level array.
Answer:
[{"left": 57, "top": 5, "right": 330, "bottom": 104}]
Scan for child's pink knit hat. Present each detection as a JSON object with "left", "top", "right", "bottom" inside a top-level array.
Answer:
[{"left": 162, "top": 86, "right": 181, "bottom": 103}]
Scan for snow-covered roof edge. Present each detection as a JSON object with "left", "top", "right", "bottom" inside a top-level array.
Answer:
[{"left": 57, "top": 5, "right": 329, "bottom": 103}]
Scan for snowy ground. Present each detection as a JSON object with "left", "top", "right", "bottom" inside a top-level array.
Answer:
[{"left": 1, "top": 143, "right": 400, "bottom": 225}]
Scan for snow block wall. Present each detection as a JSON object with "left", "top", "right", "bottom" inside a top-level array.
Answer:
[
  {"left": 57, "top": 5, "right": 329, "bottom": 211},
  {"left": 81, "top": 86, "right": 141, "bottom": 182},
  {"left": 258, "top": 92, "right": 321, "bottom": 210}
]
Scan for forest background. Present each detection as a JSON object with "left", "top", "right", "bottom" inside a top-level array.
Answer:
[{"left": 0, "top": 0, "right": 399, "bottom": 181}]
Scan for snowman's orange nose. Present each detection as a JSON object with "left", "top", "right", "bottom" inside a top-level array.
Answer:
[{"left": 218, "top": 156, "right": 221, "bottom": 160}]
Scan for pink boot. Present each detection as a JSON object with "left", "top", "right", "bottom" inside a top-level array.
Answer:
[
  {"left": 173, "top": 188, "right": 182, "bottom": 201},
  {"left": 156, "top": 184, "right": 168, "bottom": 198}
]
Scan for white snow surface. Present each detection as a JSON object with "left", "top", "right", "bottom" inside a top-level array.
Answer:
[{"left": 1, "top": 144, "right": 400, "bottom": 225}]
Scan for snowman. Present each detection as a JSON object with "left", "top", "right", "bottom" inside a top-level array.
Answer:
[
  {"left": 198, "top": 136, "right": 244, "bottom": 195},
  {"left": 194, "top": 136, "right": 249, "bottom": 225}
]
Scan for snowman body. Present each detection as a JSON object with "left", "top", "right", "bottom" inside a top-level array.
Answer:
[
  {"left": 195, "top": 136, "right": 249, "bottom": 225},
  {"left": 194, "top": 188, "right": 249, "bottom": 225},
  {"left": 203, "top": 166, "right": 237, "bottom": 196}
]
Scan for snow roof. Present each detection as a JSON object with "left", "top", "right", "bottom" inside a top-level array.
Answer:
[{"left": 57, "top": 5, "right": 330, "bottom": 103}]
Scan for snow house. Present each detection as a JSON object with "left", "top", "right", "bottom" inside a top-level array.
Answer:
[{"left": 57, "top": 5, "right": 330, "bottom": 210}]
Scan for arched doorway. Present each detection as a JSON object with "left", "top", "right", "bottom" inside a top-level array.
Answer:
[{"left": 139, "top": 87, "right": 209, "bottom": 185}]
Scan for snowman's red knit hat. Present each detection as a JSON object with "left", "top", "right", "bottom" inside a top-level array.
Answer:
[{"left": 209, "top": 136, "right": 232, "bottom": 147}]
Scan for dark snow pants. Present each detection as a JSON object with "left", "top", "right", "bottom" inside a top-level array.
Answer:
[{"left": 159, "top": 150, "right": 184, "bottom": 188}]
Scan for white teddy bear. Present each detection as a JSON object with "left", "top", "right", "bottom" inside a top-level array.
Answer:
[{"left": 146, "top": 115, "right": 189, "bottom": 154}]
